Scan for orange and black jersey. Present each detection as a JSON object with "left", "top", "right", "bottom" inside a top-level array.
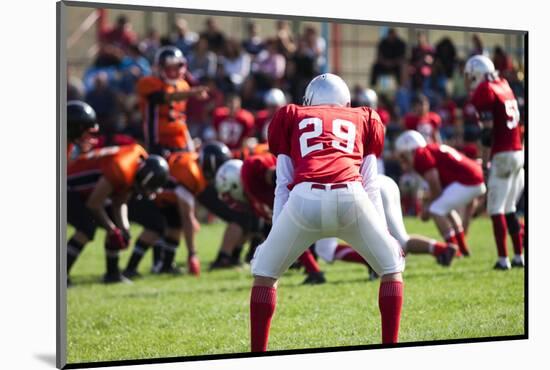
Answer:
[
  {"left": 155, "top": 151, "right": 207, "bottom": 206},
  {"left": 67, "top": 144, "right": 147, "bottom": 197},
  {"left": 136, "top": 76, "right": 192, "bottom": 153}
]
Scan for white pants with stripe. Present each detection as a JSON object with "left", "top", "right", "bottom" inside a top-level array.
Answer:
[
  {"left": 251, "top": 181, "right": 405, "bottom": 278},
  {"left": 487, "top": 150, "right": 524, "bottom": 215}
]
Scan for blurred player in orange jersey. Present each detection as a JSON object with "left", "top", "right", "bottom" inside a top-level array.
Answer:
[
  {"left": 67, "top": 101, "right": 99, "bottom": 162},
  {"left": 66, "top": 144, "right": 169, "bottom": 284},
  {"left": 137, "top": 46, "right": 208, "bottom": 156},
  {"left": 254, "top": 88, "right": 287, "bottom": 143},
  {"left": 215, "top": 155, "right": 327, "bottom": 285},
  {"left": 122, "top": 142, "right": 263, "bottom": 278}
]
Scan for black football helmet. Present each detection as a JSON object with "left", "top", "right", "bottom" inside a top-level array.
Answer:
[
  {"left": 199, "top": 141, "right": 232, "bottom": 182},
  {"left": 67, "top": 100, "right": 98, "bottom": 142},
  {"left": 134, "top": 155, "right": 170, "bottom": 195},
  {"left": 154, "top": 46, "right": 187, "bottom": 83}
]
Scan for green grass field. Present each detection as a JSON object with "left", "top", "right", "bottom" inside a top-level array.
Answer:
[{"left": 66, "top": 217, "right": 525, "bottom": 364}]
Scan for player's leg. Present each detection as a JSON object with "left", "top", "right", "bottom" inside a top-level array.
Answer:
[
  {"left": 505, "top": 165, "right": 525, "bottom": 267},
  {"left": 338, "top": 185, "right": 405, "bottom": 344},
  {"left": 67, "top": 191, "right": 96, "bottom": 282},
  {"left": 250, "top": 189, "right": 321, "bottom": 352},
  {"left": 487, "top": 153, "right": 516, "bottom": 269},
  {"left": 157, "top": 206, "right": 183, "bottom": 274},
  {"left": 124, "top": 197, "right": 165, "bottom": 278},
  {"left": 447, "top": 209, "right": 470, "bottom": 256}
]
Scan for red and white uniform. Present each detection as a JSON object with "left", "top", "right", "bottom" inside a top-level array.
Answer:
[
  {"left": 403, "top": 112, "right": 441, "bottom": 143},
  {"left": 241, "top": 153, "right": 277, "bottom": 221},
  {"left": 413, "top": 143, "right": 486, "bottom": 216},
  {"left": 250, "top": 104, "right": 404, "bottom": 279},
  {"left": 470, "top": 77, "right": 524, "bottom": 215},
  {"left": 254, "top": 110, "right": 274, "bottom": 143},
  {"left": 212, "top": 107, "right": 255, "bottom": 150}
]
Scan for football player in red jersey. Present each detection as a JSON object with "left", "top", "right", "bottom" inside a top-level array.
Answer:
[
  {"left": 215, "top": 155, "right": 327, "bottom": 285},
  {"left": 66, "top": 144, "right": 169, "bottom": 284},
  {"left": 465, "top": 55, "right": 525, "bottom": 270},
  {"left": 403, "top": 93, "right": 442, "bottom": 143},
  {"left": 254, "top": 88, "right": 287, "bottom": 143},
  {"left": 212, "top": 94, "right": 255, "bottom": 151},
  {"left": 247, "top": 73, "right": 405, "bottom": 351},
  {"left": 395, "top": 131, "right": 486, "bottom": 258}
]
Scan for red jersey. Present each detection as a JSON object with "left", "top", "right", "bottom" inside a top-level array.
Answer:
[
  {"left": 254, "top": 109, "right": 274, "bottom": 143},
  {"left": 377, "top": 108, "right": 391, "bottom": 126},
  {"left": 413, "top": 143, "right": 483, "bottom": 188},
  {"left": 403, "top": 111, "right": 441, "bottom": 142},
  {"left": 241, "top": 153, "right": 277, "bottom": 220},
  {"left": 268, "top": 104, "right": 384, "bottom": 189},
  {"left": 67, "top": 144, "right": 147, "bottom": 197},
  {"left": 470, "top": 78, "right": 523, "bottom": 157},
  {"left": 212, "top": 107, "right": 255, "bottom": 150}
]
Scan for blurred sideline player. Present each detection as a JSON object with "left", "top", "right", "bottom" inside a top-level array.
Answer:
[
  {"left": 67, "top": 101, "right": 99, "bottom": 162},
  {"left": 67, "top": 143, "right": 169, "bottom": 283},
  {"left": 215, "top": 155, "right": 327, "bottom": 285},
  {"left": 249, "top": 73, "right": 405, "bottom": 351},
  {"left": 136, "top": 46, "right": 208, "bottom": 155},
  {"left": 403, "top": 93, "right": 442, "bottom": 144},
  {"left": 465, "top": 55, "right": 525, "bottom": 270},
  {"left": 395, "top": 130, "right": 486, "bottom": 257},
  {"left": 254, "top": 88, "right": 287, "bottom": 143},
  {"left": 212, "top": 94, "right": 255, "bottom": 152},
  {"left": 315, "top": 174, "right": 458, "bottom": 267}
]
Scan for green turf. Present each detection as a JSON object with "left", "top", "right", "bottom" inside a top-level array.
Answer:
[{"left": 66, "top": 217, "right": 525, "bottom": 364}]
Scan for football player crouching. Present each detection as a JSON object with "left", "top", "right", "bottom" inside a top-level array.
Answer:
[
  {"left": 66, "top": 144, "right": 169, "bottom": 284},
  {"left": 215, "top": 155, "right": 327, "bottom": 285},
  {"left": 395, "top": 130, "right": 486, "bottom": 258}
]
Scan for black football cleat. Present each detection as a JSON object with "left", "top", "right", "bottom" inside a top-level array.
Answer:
[
  {"left": 122, "top": 269, "right": 142, "bottom": 280},
  {"left": 159, "top": 264, "right": 183, "bottom": 275},
  {"left": 103, "top": 273, "right": 133, "bottom": 284},
  {"left": 302, "top": 271, "right": 326, "bottom": 285},
  {"left": 493, "top": 261, "right": 511, "bottom": 271},
  {"left": 511, "top": 259, "right": 525, "bottom": 268},
  {"left": 437, "top": 245, "right": 458, "bottom": 267}
]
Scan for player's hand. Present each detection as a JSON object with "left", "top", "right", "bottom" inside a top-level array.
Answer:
[
  {"left": 194, "top": 86, "right": 209, "bottom": 100},
  {"left": 106, "top": 228, "right": 129, "bottom": 250},
  {"left": 420, "top": 209, "right": 430, "bottom": 222},
  {"left": 122, "top": 228, "right": 131, "bottom": 245}
]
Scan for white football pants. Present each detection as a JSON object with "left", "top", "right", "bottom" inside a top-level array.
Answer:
[
  {"left": 487, "top": 150, "right": 524, "bottom": 215},
  {"left": 251, "top": 181, "right": 405, "bottom": 278}
]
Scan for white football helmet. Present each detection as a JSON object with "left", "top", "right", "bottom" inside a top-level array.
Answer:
[
  {"left": 215, "top": 159, "right": 246, "bottom": 203},
  {"left": 395, "top": 130, "right": 427, "bottom": 153},
  {"left": 464, "top": 55, "right": 496, "bottom": 91},
  {"left": 303, "top": 73, "right": 351, "bottom": 107},
  {"left": 264, "top": 88, "right": 287, "bottom": 107},
  {"left": 356, "top": 88, "right": 378, "bottom": 109}
]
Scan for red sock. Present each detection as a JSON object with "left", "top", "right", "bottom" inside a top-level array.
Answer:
[
  {"left": 431, "top": 241, "right": 448, "bottom": 256},
  {"left": 491, "top": 214, "right": 508, "bottom": 257},
  {"left": 455, "top": 230, "right": 470, "bottom": 255},
  {"left": 298, "top": 250, "right": 321, "bottom": 273},
  {"left": 250, "top": 286, "right": 277, "bottom": 352},
  {"left": 511, "top": 220, "right": 524, "bottom": 256},
  {"left": 334, "top": 244, "right": 367, "bottom": 264},
  {"left": 379, "top": 281, "right": 403, "bottom": 344}
]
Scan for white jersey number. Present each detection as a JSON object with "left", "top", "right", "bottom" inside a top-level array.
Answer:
[
  {"left": 504, "top": 99, "right": 520, "bottom": 129},
  {"left": 298, "top": 118, "right": 356, "bottom": 157},
  {"left": 439, "top": 144, "right": 462, "bottom": 161}
]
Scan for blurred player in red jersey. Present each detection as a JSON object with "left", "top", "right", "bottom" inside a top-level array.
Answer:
[
  {"left": 248, "top": 73, "right": 405, "bottom": 351},
  {"left": 136, "top": 46, "right": 208, "bottom": 155},
  {"left": 212, "top": 94, "right": 255, "bottom": 151},
  {"left": 315, "top": 174, "right": 458, "bottom": 268},
  {"left": 66, "top": 144, "right": 169, "bottom": 284},
  {"left": 215, "top": 155, "right": 327, "bottom": 285},
  {"left": 395, "top": 131, "right": 486, "bottom": 257},
  {"left": 254, "top": 88, "right": 287, "bottom": 143},
  {"left": 67, "top": 101, "right": 99, "bottom": 162},
  {"left": 403, "top": 93, "right": 442, "bottom": 143},
  {"left": 465, "top": 55, "right": 525, "bottom": 270}
]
